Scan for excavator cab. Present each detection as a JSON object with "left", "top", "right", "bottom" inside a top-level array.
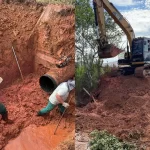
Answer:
[
  {"left": 132, "top": 37, "right": 150, "bottom": 63},
  {"left": 118, "top": 37, "right": 150, "bottom": 77}
]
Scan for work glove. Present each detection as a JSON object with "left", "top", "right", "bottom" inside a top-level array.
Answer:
[{"left": 62, "top": 102, "right": 69, "bottom": 108}]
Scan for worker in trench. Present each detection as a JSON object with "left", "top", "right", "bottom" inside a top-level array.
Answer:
[
  {"left": 37, "top": 79, "right": 75, "bottom": 116},
  {"left": 0, "top": 77, "right": 13, "bottom": 123}
]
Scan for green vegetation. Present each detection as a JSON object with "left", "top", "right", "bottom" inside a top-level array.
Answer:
[
  {"left": 89, "top": 130, "right": 137, "bottom": 150},
  {"left": 76, "top": 57, "right": 104, "bottom": 94}
]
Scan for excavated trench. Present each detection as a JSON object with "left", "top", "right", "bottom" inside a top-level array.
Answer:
[{"left": 0, "top": 3, "right": 75, "bottom": 150}]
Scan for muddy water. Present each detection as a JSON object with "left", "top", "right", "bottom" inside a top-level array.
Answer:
[{"left": 5, "top": 123, "right": 74, "bottom": 150}]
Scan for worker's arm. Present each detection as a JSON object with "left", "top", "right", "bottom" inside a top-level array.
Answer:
[
  {"left": 56, "top": 93, "right": 69, "bottom": 108},
  {"left": 56, "top": 94, "right": 64, "bottom": 104}
]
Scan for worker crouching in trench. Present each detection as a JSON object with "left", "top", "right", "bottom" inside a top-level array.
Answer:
[
  {"left": 0, "top": 77, "right": 13, "bottom": 124},
  {"left": 37, "top": 79, "right": 75, "bottom": 116}
]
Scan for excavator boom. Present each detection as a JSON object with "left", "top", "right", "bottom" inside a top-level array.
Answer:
[
  {"left": 93, "top": 0, "right": 150, "bottom": 78},
  {"left": 93, "top": 0, "right": 135, "bottom": 58}
]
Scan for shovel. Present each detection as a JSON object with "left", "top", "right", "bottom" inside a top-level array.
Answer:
[
  {"left": 83, "top": 87, "right": 97, "bottom": 104},
  {"left": 54, "top": 95, "right": 74, "bottom": 135}
]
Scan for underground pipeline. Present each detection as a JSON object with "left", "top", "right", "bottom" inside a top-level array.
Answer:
[{"left": 39, "top": 63, "right": 75, "bottom": 93}]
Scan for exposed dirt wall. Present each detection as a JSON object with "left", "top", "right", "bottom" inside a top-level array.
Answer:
[
  {"left": 0, "top": 4, "right": 42, "bottom": 89},
  {"left": 34, "top": 4, "right": 75, "bottom": 72},
  {"left": 0, "top": 4, "right": 75, "bottom": 89}
]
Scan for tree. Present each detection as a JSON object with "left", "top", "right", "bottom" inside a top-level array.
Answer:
[
  {"left": 75, "top": 0, "right": 124, "bottom": 105},
  {"left": 75, "top": 0, "right": 97, "bottom": 64},
  {"left": 75, "top": 0, "right": 124, "bottom": 62}
]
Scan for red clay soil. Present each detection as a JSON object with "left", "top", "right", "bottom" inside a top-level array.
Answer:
[
  {"left": 0, "top": 3, "right": 75, "bottom": 150},
  {"left": 0, "top": 73, "right": 75, "bottom": 150},
  {"left": 36, "top": 4, "right": 75, "bottom": 58},
  {"left": 5, "top": 124, "right": 74, "bottom": 150},
  {"left": 0, "top": 3, "right": 75, "bottom": 89},
  {"left": 0, "top": 4, "right": 43, "bottom": 88},
  {"left": 76, "top": 75, "right": 150, "bottom": 147}
]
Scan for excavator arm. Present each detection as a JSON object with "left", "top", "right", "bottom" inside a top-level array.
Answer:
[
  {"left": 93, "top": 0, "right": 135, "bottom": 58},
  {"left": 93, "top": 0, "right": 150, "bottom": 78}
]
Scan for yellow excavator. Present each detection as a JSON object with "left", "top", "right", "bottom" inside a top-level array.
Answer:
[{"left": 93, "top": 0, "right": 150, "bottom": 77}]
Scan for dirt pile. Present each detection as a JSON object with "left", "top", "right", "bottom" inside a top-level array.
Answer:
[
  {"left": 0, "top": 73, "right": 75, "bottom": 150},
  {"left": 76, "top": 75, "right": 150, "bottom": 147},
  {"left": 55, "top": 130, "right": 75, "bottom": 150}
]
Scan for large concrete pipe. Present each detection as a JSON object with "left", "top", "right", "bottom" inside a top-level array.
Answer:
[{"left": 39, "top": 63, "right": 75, "bottom": 92}]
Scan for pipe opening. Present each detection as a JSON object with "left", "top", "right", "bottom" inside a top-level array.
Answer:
[{"left": 39, "top": 75, "right": 57, "bottom": 93}]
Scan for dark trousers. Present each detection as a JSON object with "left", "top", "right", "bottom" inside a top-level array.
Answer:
[
  {"left": 1, "top": 111, "right": 8, "bottom": 121},
  {"left": 0, "top": 103, "right": 8, "bottom": 121}
]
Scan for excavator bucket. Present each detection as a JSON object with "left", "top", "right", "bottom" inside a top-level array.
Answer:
[{"left": 98, "top": 44, "right": 124, "bottom": 58}]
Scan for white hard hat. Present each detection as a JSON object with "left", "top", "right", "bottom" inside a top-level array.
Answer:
[{"left": 0, "top": 77, "right": 3, "bottom": 84}]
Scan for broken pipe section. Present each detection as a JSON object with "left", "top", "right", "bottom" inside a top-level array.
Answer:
[{"left": 39, "top": 63, "right": 75, "bottom": 92}]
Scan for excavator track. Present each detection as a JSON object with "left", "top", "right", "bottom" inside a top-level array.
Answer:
[{"left": 134, "top": 65, "right": 150, "bottom": 78}]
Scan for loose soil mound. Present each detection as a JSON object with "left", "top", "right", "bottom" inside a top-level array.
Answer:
[
  {"left": 56, "top": 130, "right": 75, "bottom": 150},
  {"left": 76, "top": 75, "right": 150, "bottom": 147}
]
